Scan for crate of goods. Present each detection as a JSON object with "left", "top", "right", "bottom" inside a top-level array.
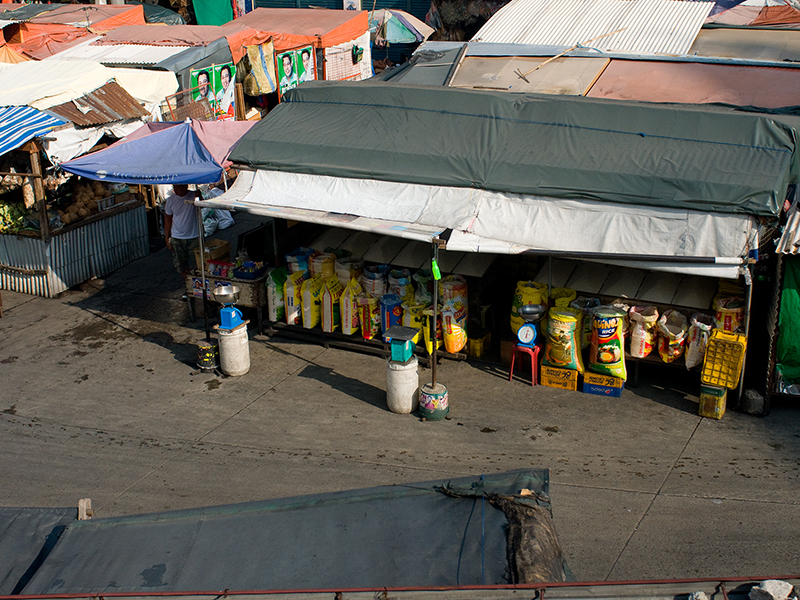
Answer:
[
  {"left": 233, "top": 262, "right": 267, "bottom": 280},
  {"left": 582, "top": 372, "right": 625, "bottom": 397},
  {"left": 195, "top": 239, "right": 231, "bottom": 269},
  {"left": 699, "top": 384, "right": 727, "bottom": 419},
  {"left": 468, "top": 328, "right": 491, "bottom": 359},
  {"left": 701, "top": 329, "right": 747, "bottom": 389},
  {"left": 541, "top": 365, "right": 578, "bottom": 391}
]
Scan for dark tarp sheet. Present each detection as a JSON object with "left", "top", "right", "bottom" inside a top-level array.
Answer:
[
  {"left": 230, "top": 81, "right": 799, "bottom": 217},
  {"left": 154, "top": 37, "right": 233, "bottom": 92},
  {"left": 23, "top": 470, "right": 564, "bottom": 593},
  {"left": 0, "top": 507, "right": 75, "bottom": 595}
]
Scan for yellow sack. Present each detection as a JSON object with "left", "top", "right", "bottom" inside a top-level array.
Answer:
[
  {"left": 321, "top": 276, "right": 344, "bottom": 333},
  {"left": 543, "top": 307, "right": 584, "bottom": 373},
  {"left": 284, "top": 270, "right": 306, "bottom": 325},
  {"left": 300, "top": 274, "right": 324, "bottom": 329},
  {"left": 511, "top": 281, "right": 548, "bottom": 335}
]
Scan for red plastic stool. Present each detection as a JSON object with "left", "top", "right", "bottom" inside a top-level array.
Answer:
[{"left": 509, "top": 344, "right": 540, "bottom": 386}]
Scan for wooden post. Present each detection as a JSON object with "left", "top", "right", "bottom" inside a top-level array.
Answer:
[
  {"left": 26, "top": 141, "right": 49, "bottom": 243},
  {"left": 234, "top": 82, "right": 246, "bottom": 121}
]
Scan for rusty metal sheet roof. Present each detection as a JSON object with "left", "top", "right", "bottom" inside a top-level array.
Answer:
[{"left": 48, "top": 81, "right": 147, "bottom": 127}]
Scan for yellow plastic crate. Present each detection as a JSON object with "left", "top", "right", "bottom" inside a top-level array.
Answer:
[{"left": 701, "top": 329, "right": 747, "bottom": 389}]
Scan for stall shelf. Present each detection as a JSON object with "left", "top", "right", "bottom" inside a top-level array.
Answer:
[
  {"left": 185, "top": 271, "right": 268, "bottom": 331},
  {"left": 532, "top": 258, "right": 743, "bottom": 387}
]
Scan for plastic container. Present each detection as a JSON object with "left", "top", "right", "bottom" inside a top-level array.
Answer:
[
  {"left": 419, "top": 382, "right": 448, "bottom": 420},
  {"left": 386, "top": 356, "right": 419, "bottom": 414},
  {"left": 699, "top": 384, "right": 727, "bottom": 419},
  {"left": 701, "top": 329, "right": 747, "bottom": 389},
  {"left": 215, "top": 322, "right": 250, "bottom": 376}
]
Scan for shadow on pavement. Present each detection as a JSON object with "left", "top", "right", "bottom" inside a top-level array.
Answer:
[{"left": 297, "top": 363, "right": 388, "bottom": 411}]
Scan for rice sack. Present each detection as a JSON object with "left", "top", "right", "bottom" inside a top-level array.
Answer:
[
  {"left": 543, "top": 307, "right": 584, "bottom": 373},
  {"left": 589, "top": 307, "right": 627, "bottom": 380}
]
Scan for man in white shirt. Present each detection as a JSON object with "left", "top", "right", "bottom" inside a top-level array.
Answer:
[{"left": 164, "top": 184, "right": 200, "bottom": 282}]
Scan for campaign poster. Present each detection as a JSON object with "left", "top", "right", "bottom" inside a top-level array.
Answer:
[
  {"left": 213, "top": 62, "right": 236, "bottom": 120},
  {"left": 191, "top": 68, "right": 216, "bottom": 109},
  {"left": 278, "top": 51, "right": 298, "bottom": 95},
  {"left": 296, "top": 46, "right": 315, "bottom": 84},
  {"left": 344, "top": 0, "right": 360, "bottom": 10}
]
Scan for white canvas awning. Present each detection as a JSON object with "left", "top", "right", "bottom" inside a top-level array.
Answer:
[{"left": 198, "top": 169, "right": 755, "bottom": 279}]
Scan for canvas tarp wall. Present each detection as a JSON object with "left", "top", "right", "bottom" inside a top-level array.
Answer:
[
  {"left": 230, "top": 82, "right": 798, "bottom": 218},
  {"left": 199, "top": 169, "right": 756, "bottom": 278}
]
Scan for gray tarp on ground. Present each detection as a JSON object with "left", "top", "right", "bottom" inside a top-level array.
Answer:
[
  {"left": 0, "top": 507, "right": 75, "bottom": 595},
  {"left": 23, "top": 470, "right": 565, "bottom": 594},
  {"left": 230, "top": 81, "right": 799, "bottom": 217}
]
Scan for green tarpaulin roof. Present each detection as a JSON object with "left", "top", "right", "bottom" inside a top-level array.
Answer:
[{"left": 230, "top": 81, "right": 799, "bottom": 217}]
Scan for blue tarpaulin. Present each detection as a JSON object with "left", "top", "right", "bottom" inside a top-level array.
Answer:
[
  {"left": 60, "top": 121, "right": 224, "bottom": 184},
  {"left": 0, "top": 107, "right": 66, "bottom": 158}
]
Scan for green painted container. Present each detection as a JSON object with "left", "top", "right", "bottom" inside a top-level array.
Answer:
[{"left": 419, "top": 382, "right": 449, "bottom": 420}]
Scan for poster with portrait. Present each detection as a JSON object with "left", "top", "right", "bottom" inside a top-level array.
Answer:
[
  {"left": 343, "top": 0, "right": 360, "bottom": 10},
  {"left": 277, "top": 51, "right": 298, "bottom": 96},
  {"left": 295, "top": 46, "right": 315, "bottom": 84},
  {"left": 190, "top": 63, "right": 236, "bottom": 120},
  {"left": 213, "top": 63, "right": 236, "bottom": 120},
  {"left": 191, "top": 68, "right": 216, "bottom": 109}
]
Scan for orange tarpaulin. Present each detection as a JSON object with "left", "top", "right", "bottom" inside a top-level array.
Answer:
[
  {"left": 0, "top": 43, "right": 28, "bottom": 63},
  {"left": 752, "top": 5, "right": 800, "bottom": 26},
  {"left": 26, "top": 4, "right": 146, "bottom": 29},
  {"left": 587, "top": 59, "right": 800, "bottom": 109},
  {"left": 223, "top": 9, "right": 368, "bottom": 51}
]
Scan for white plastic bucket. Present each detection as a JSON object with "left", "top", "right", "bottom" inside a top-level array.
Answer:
[
  {"left": 217, "top": 323, "right": 250, "bottom": 376},
  {"left": 386, "top": 356, "right": 419, "bottom": 414}
]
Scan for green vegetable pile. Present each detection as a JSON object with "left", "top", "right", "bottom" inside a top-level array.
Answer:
[{"left": 0, "top": 201, "right": 28, "bottom": 234}]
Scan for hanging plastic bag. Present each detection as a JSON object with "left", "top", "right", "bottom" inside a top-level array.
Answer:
[
  {"left": 543, "top": 307, "right": 584, "bottom": 373},
  {"left": 321, "top": 276, "right": 344, "bottom": 333},
  {"left": 284, "top": 270, "right": 306, "bottom": 325},
  {"left": 340, "top": 277, "right": 362, "bottom": 336},
  {"left": 413, "top": 269, "right": 433, "bottom": 304},
  {"left": 685, "top": 312, "right": 715, "bottom": 370},
  {"left": 266, "top": 267, "right": 288, "bottom": 323},
  {"left": 629, "top": 306, "right": 659, "bottom": 359},
  {"left": 657, "top": 310, "right": 689, "bottom": 363},
  {"left": 589, "top": 307, "right": 627, "bottom": 380},
  {"left": 201, "top": 207, "right": 218, "bottom": 236},
  {"left": 300, "top": 274, "right": 325, "bottom": 329}
]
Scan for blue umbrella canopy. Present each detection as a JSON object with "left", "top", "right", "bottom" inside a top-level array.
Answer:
[{"left": 61, "top": 121, "right": 224, "bottom": 185}]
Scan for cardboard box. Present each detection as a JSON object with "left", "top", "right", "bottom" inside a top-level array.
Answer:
[
  {"left": 194, "top": 239, "right": 231, "bottom": 270},
  {"left": 541, "top": 365, "right": 578, "bottom": 391},
  {"left": 583, "top": 372, "right": 625, "bottom": 396},
  {"left": 699, "top": 384, "right": 727, "bottom": 419}
]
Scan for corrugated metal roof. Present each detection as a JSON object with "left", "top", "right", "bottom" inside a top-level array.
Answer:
[
  {"left": 48, "top": 39, "right": 192, "bottom": 65},
  {"left": 47, "top": 81, "right": 148, "bottom": 127},
  {"left": 0, "top": 106, "right": 66, "bottom": 157},
  {"left": 472, "top": 0, "right": 714, "bottom": 56}
]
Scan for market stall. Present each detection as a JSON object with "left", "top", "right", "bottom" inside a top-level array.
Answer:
[{"left": 195, "top": 82, "right": 792, "bottom": 409}]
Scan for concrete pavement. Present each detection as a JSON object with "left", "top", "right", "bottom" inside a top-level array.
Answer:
[{"left": 1, "top": 215, "right": 798, "bottom": 584}]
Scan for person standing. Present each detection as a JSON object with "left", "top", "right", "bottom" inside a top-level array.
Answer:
[{"left": 164, "top": 184, "right": 201, "bottom": 296}]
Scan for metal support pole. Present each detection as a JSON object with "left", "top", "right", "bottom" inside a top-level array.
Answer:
[
  {"left": 431, "top": 242, "right": 439, "bottom": 387},
  {"left": 737, "top": 263, "right": 754, "bottom": 406},
  {"left": 196, "top": 203, "right": 211, "bottom": 342}
]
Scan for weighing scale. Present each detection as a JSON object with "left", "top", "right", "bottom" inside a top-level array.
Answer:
[
  {"left": 212, "top": 285, "right": 245, "bottom": 330},
  {"left": 516, "top": 304, "right": 547, "bottom": 348}
]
